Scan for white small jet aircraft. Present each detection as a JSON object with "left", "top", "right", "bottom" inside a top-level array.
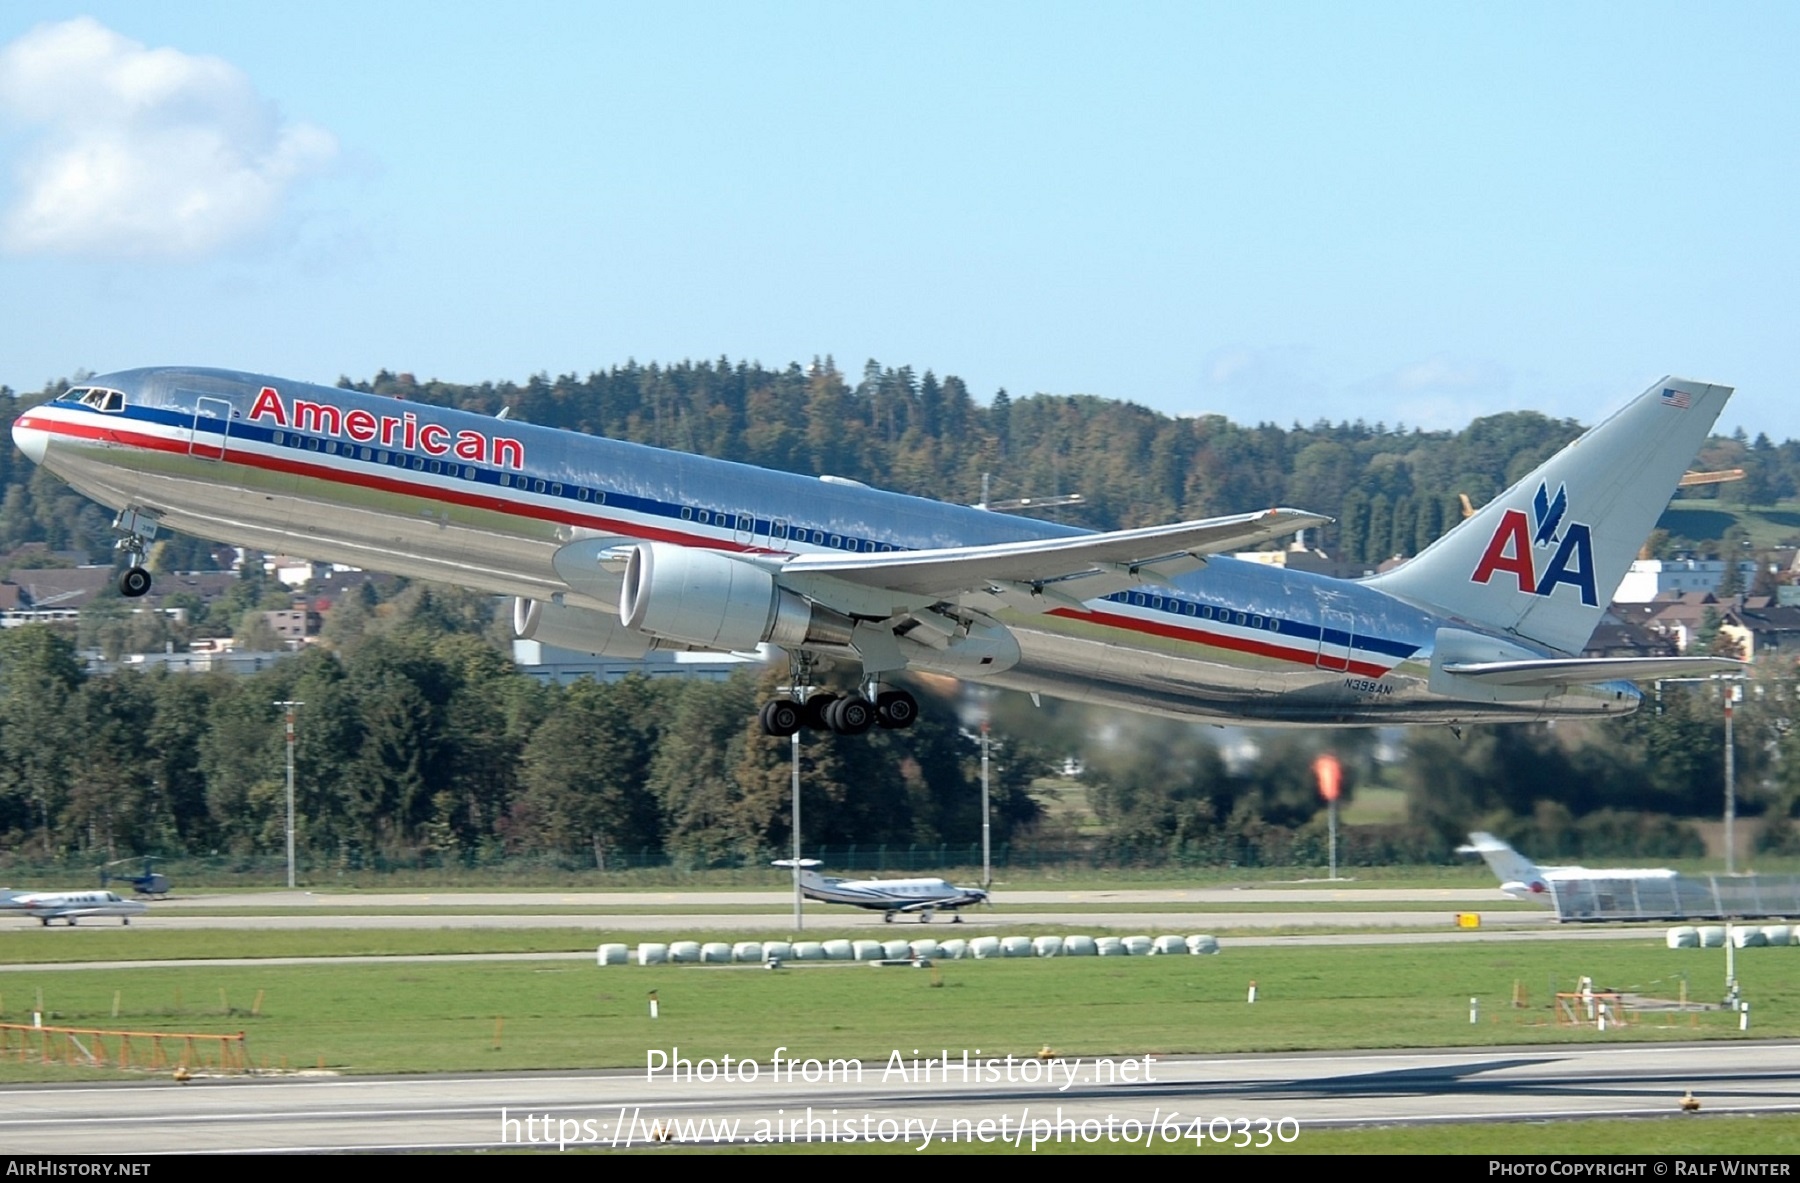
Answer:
[
  {"left": 1, "top": 890, "right": 148, "bottom": 926},
  {"left": 774, "top": 859, "right": 987, "bottom": 922},
  {"left": 1457, "top": 832, "right": 1678, "bottom": 903}
]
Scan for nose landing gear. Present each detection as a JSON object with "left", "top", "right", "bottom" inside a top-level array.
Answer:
[{"left": 112, "top": 507, "right": 160, "bottom": 598}]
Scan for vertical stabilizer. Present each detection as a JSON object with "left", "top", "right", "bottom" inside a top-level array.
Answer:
[
  {"left": 1458, "top": 832, "right": 1547, "bottom": 894},
  {"left": 1366, "top": 377, "right": 1731, "bottom": 654}
]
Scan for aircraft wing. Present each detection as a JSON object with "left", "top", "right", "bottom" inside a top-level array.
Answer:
[
  {"left": 777, "top": 508, "right": 1328, "bottom": 610},
  {"left": 891, "top": 897, "right": 979, "bottom": 913},
  {"left": 1438, "top": 655, "right": 1747, "bottom": 687}
]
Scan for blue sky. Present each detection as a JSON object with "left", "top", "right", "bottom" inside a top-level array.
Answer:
[{"left": 3, "top": 4, "right": 1796, "bottom": 442}]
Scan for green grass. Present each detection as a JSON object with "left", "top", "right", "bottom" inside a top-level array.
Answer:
[
  {"left": 1660, "top": 498, "right": 1800, "bottom": 550},
  {"left": 0, "top": 920, "right": 1534, "bottom": 967},
  {"left": 1338, "top": 786, "right": 1408, "bottom": 825},
  {"left": 0, "top": 927, "right": 604, "bottom": 964},
  {"left": 0, "top": 936, "right": 1789, "bottom": 1082},
  {"left": 155, "top": 865, "right": 1520, "bottom": 892}
]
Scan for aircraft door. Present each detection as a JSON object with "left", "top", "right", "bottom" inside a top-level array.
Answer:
[
  {"left": 734, "top": 510, "right": 755, "bottom": 547},
  {"left": 1315, "top": 607, "right": 1355, "bottom": 672},
  {"left": 190, "top": 396, "right": 233, "bottom": 461}
]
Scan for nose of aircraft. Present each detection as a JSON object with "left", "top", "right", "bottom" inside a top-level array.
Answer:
[{"left": 11, "top": 415, "right": 48, "bottom": 463}]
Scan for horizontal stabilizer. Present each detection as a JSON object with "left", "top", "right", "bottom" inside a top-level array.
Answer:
[{"left": 1439, "top": 655, "right": 1746, "bottom": 687}]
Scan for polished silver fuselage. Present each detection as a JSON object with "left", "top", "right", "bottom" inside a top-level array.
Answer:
[{"left": 13, "top": 367, "right": 1636, "bottom": 725}]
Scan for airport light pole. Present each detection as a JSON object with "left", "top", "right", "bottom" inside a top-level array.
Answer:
[
  {"left": 792, "top": 725, "right": 803, "bottom": 931},
  {"left": 961, "top": 705, "right": 1003, "bottom": 891},
  {"left": 980, "top": 718, "right": 992, "bottom": 891},
  {"left": 1725, "top": 683, "right": 1740, "bottom": 875},
  {"left": 274, "top": 700, "right": 303, "bottom": 889}
]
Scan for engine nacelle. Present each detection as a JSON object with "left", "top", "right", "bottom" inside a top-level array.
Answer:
[
  {"left": 512, "top": 597, "right": 657, "bottom": 659},
  {"left": 619, "top": 542, "right": 852, "bottom": 651}
]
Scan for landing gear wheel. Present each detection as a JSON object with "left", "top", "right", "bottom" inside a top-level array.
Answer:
[
  {"left": 882, "top": 912, "right": 895, "bottom": 924},
  {"left": 760, "top": 699, "right": 802, "bottom": 737},
  {"left": 802, "top": 693, "right": 839, "bottom": 732},
  {"left": 875, "top": 689, "right": 919, "bottom": 730},
  {"left": 825, "top": 695, "right": 875, "bottom": 735},
  {"left": 119, "top": 566, "right": 152, "bottom": 598}
]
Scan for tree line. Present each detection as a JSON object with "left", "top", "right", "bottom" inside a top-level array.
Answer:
[{"left": 0, "top": 589, "right": 1042, "bottom": 870}]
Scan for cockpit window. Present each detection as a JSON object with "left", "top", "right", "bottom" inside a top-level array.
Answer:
[{"left": 74, "top": 387, "right": 126, "bottom": 413}]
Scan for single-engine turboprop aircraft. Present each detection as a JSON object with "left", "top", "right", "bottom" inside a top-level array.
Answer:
[
  {"left": 774, "top": 859, "right": 987, "bottom": 922},
  {"left": 11, "top": 370, "right": 1743, "bottom": 731}
]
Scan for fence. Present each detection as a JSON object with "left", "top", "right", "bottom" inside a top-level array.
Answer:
[{"left": 0, "top": 1023, "right": 248, "bottom": 1073}]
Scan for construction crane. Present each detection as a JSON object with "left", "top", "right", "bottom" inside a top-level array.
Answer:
[{"left": 1677, "top": 468, "right": 1746, "bottom": 488}]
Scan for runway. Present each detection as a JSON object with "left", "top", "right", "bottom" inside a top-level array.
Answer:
[
  {"left": 149, "top": 887, "right": 1511, "bottom": 908},
  {"left": 33, "top": 886, "right": 1546, "bottom": 934},
  {"left": 50, "top": 908, "right": 1551, "bottom": 932},
  {"left": 1, "top": 1042, "right": 1794, "bottom": 1152}
]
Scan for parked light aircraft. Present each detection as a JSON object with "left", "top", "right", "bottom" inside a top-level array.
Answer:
[
  {"left": 0, "top": 890, "right": 147, "bottom": 926},
  {"left": 774, "top": 859, "right": 986, "bottom": 922},
  {"left": 10, "top": 369, "right": 1744, "bottom": 732},
  {"left": 1458, "top": 832, "right": 1679, "bottom": 902}
]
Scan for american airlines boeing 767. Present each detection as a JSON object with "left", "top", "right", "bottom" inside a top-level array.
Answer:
[{"left": 10, "top": 369, "right": 1741, "bottom": 733}]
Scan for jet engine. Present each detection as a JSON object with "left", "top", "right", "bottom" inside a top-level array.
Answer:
[
  {"left": 513, "top": 598, "right": 662, "bottom": 659},
  {"left": 619, "top": 542, "right": 853, "bottom": 651}
]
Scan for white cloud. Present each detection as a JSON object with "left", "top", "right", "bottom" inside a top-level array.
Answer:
[
  {"left": 1390, "top": 357, "right": 1506, "bottom": 394},
  {"left": 1353, "top": 356, "right": 1516, "bottom": 429},
  {"left": 0, "top": 17, "right": 337, "bottom": 259}
]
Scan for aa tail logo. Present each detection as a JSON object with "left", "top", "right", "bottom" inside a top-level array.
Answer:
[{"left": 1470, "top": 481, "right": 1597, "bottom": 606}]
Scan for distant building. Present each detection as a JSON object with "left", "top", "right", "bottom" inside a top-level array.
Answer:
[
  {"left": 511, "top": 639, "right": 756, "bottom": 685},
  {"left": 262, "top": 608, "right": 321, "bottom": 644},
  {"left": 89, "top": 645, "right": 296, "bottom": 676},
  {"left": 1230, "top": 542, "right": 1364, "bottom": 579},
  {"left": 1720, "top": 599, "right": 1800, "bottom": 663},
  {"left": 1615, "top": 558, "right": 1760, "bottom": 603},
  {"left": 3, "top": 565, "right": 115, "bottom": 611},
  {"left": 1584, "top": 606, "right": 1679, "bottom": 659},
  {"left": 1638, "top": 592, "right": 1721, "bottom": 654}
]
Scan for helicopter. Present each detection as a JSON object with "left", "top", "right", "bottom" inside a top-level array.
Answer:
[{"left": 99, "top": 857, "right": 171, "bottom": 899}]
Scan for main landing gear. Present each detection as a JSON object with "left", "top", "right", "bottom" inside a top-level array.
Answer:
[
  {"left": 112, "top": 507, "right": 159, "bottom": 598},
  {"left": 758, "top": 687, "right": 919, "bottom": 737},
  {"left": 760, "top": 654, "right": 918, "bottom": 738}
]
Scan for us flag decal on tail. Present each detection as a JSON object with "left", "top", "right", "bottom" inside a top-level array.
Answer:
[{"left": 1661, "top": 387, "right": 1692, "bottom": 409}]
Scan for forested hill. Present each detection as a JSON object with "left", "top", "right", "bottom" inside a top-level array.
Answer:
[{"left": 6, "top": 360, "right": 1800, "bottom": 568}]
